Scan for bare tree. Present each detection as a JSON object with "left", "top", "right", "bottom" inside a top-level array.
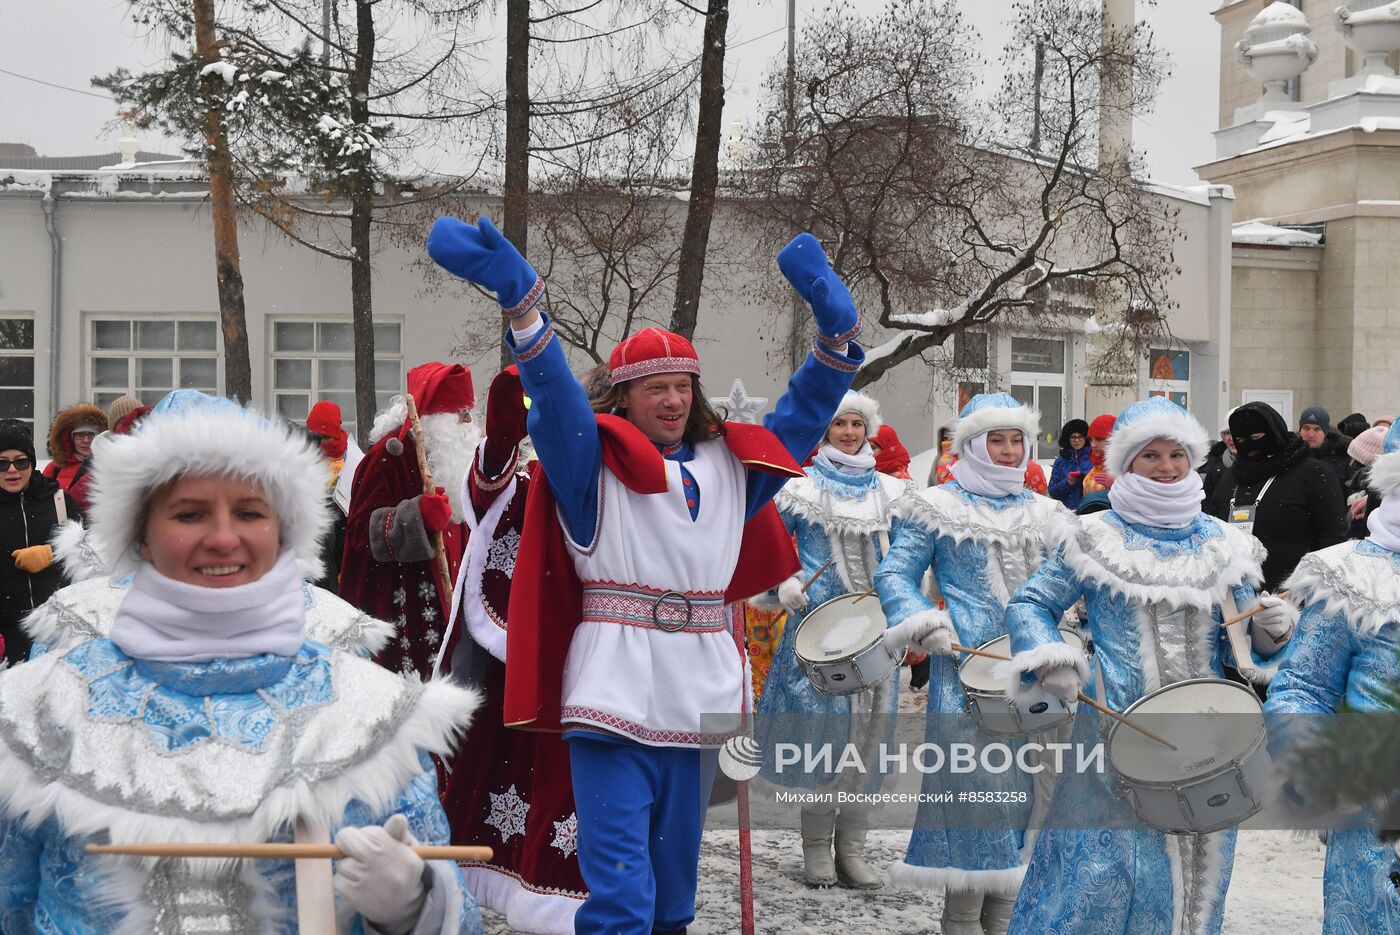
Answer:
[{"left": 740, "top": 0, "right": 1180, "bottom": 391}]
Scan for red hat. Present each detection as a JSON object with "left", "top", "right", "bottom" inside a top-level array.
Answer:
[
  {"left": 609, "top": 328, "right": 701, "bottom": 384},
  {"left": 1087, "top": 414, "right": 1117, "bottom": 440},
  {"left": 408, "top": 362, "right": 475, "bottom": 416},
  {"left": 306, "top": 400, "right": 348, "bottom": 458}
]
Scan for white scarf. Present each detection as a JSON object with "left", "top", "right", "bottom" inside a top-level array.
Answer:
[
  {"left": 817, "top": 442, "right": 876, "bottom": 476},
  {"left": 949, "top": 434, "right": 1026, "bottom": 498},
  {"left": 110, "top": 550, "right": 307, "bottom": 662},
  {"left": 1109, "top": 470, "right": 1204, "bottom": 530},
  {"left": 1367, "top": 496, "right": 1400, "bottom": 554}
]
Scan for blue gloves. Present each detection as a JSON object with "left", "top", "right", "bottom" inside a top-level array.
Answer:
[
  {"left": 427, "top": 216, "right": 541, "bottom": 312},
  {"left": 777, "top": 233, "right": 861, "bottom": 345}
]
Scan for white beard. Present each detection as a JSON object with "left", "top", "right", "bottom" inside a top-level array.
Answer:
[{"left": 421, "top": 412, "right": 480, "bottom": 523}]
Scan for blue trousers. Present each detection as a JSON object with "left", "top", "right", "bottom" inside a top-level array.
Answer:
[{"left": 567, "top": 735, "right": 717, "bottom": 934}]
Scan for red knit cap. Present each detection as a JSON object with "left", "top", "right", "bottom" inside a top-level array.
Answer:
[
  {"left": 1087, "top": 414, "right": 1117, "bottom": 440},
  {"left": 306, "top": 400, "right": 348, "bottom": 458},
  {"left": 608, "top": 328, "right": 701, "bottom": 384},
  {"left": 408, "top": 362, "right": 475, "bottom": 416}
]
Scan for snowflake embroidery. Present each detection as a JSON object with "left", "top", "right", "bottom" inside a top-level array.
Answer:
[
  {"left": 394, "top": 614, "right": 407, "bottom": 628},
  {"left": 418, "top": 581, "right": 436, "bottom": 601},
  {"left": 427, "top": 628, "right": 440, "bottom": 646},
  {"left": 486, "top": 785, "right": 530, "bottom": 843},
  {"left": 486, "top": 528, "right": 521, "bottom": 576},
  {"left": 551, "top": 812, "right": 578, "bottom": 859},
  {"left": 422, "top": 604, "right": 438, "bottom": 622},
  {"left": 393, "top": 587, "right": 407, "bottom": 607},
  {"left": 398, "top": 635, "right": 411, "bottom": 650}
]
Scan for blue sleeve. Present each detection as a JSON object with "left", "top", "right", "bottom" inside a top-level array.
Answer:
[
  {"left": 0, "top": 811, "right": 42, "bottom": 930},
  {"left": 746, "top": 344, "right": 863, "bottom": 518},
  {"left": 876, "top": 520, "right": 937, "bottom": 628},
  {"left": 505, "top": 315, "right": 602, "bottom": 546},
  {"left": 1263, "top": 605, "right": 1354, "bottom": 765},
  {"left": 1047, "top": 456, "right": 1075, "bottom": 502},
  {"left": 1006, "top": 548, "right": 1084, "bottom": 656}
]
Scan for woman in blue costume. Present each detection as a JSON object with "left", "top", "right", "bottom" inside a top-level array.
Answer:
[
  {"left": 1003, "top": 397, "right": 1294, "bottom": 935},
  {"left": 1264, "top": 418, "right": 1400, "bottom": 933},
  {"left": 0, "top": 390, "right": 484, "bottom": 935},
  {"left": 874, "top": 392, "right": 1062, "bottom": 935},
  {"left": 755, "top": 391, "right": 912, "bottom": 889}
]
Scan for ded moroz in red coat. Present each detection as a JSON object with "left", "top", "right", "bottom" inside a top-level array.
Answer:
[{"left": 503, "top": 414, "right": 801, "bottom": 734}]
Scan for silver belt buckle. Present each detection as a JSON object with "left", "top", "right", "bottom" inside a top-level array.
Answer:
[{"left": 651, "top": 590, "right": 693, "bottom": 632}]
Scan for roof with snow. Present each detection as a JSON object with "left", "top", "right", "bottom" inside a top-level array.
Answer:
[
  {"left": 1232, "top": 220, "right": 1323, "bottom": 247},
  {"left": 0, "top": 149, "right": 187, "bottom": 171}
]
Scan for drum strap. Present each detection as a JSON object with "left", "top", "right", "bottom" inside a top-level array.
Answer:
[{"left": 1220, "top": 590, "right": 1260, "bottom": 682}]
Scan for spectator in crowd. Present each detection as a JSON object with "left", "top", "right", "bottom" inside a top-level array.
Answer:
[
  {"left": 105, "top": 395, "right": 142, "bottom": 432},
  {"left": 1206, "top": 402, "right": 1347, "bottom": 591},
  {"left": 1048, "top": 418, "right": 1092, "bottom": 509},
  {"left": 1344, "top": 424, "right": 1388, "bottom": 539},
  {"left": 871, "top": 423, "right": 913, "bottom": 480},
  {"left": 41, "top": 403, "right": 106, "bottom": 511},
  {"left": 112, "top": 405, "right": 153, "bottom": 436},
  {"left": 1338, "top": 411, "right": 1370, "bottom": 439},
  {"left": 306, "top": 400, "right": 350, "bottom": 592},
  {"left": 1024, "top": 457, "right": 1048, "bottom": 495},
  {"left": 0, "top": 419, "right": 80, "bottom": 666},
  {"left": 931, "top": 426, "right": 956, "bottom": 486},
  {"left": 1298, "top": 405, "right": 1350, "bottom": 493},
  {"left": 1199, "top": 410, "right": 1237, "bottom": 505},
  {"left": 1081, "top": 414, "right": 1116, "bottom": 493}
]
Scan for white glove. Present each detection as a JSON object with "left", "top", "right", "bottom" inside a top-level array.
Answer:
[
  {"left": 334, "top": 814, "right": 427, "bottom": 935},
  {"left": 1250, "top": 593, "right": 1298, "bottom": 653},
  {"left": 777, "top": 576, "right": 809, "bottom": 613},
  {"left": 883, "top": 609, "right": 955, "bottom": 657},
  {"left": 1037, "top": 664, "right": 1084, "bottom": 704}
]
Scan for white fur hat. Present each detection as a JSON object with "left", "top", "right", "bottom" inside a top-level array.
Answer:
[
  {"left": 950, "top": 392, "right": 1040, "bottom": 458},
  {"left": 832, "top": 390, "right": 882, "bottom": 435},
  {"left": 1105, "top": 397, "right": 1211, "bottom": 477},
  {"left": 87, "top": 390, "right": 331, "bottom": 579}
]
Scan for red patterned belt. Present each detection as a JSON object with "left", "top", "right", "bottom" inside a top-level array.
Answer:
[{"left": 580, "top": 581, "right": 727, "bottom": 633}]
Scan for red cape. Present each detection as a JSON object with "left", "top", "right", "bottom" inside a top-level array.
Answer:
[{"left": 504, "top": 416, "right": 802, "bottom": 731}]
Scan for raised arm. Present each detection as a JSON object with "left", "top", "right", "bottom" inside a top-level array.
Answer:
[
  {"left": 428, "top": 216, "right": 602, "bottom": 545},
  {"left": 746, "top": 234, "right": 864, "bottom": 517}
]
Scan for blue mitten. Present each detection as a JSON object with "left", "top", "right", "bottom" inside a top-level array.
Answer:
[
  {"left": 427, "top": 216, "right": 542, "bottom": 313},
  {"left": 777, "top": 233, "right": 860, "bottom": 345}
]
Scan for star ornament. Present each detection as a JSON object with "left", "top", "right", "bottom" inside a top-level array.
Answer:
[{"left": 710, "top": 378, "right": 769, "bottom": 424}]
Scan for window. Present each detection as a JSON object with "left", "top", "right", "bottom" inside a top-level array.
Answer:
[
  {"left": 88, "top": 317, "right": 219, "bottom": 408},
  {"left": 953, "top": 331, "right": 988, "bottom": 370},
  {"left": 1148, "top": 347, "right": 1191, "bottom": 411},
  {"left": 0, "top": 318, "right": 36, "bottom": 432},
  {"left": 1010, "top": 337, "right": 1065, "bottom": 374},
  {"left": 270, "top": 319, "right": 403, "bottom": 424}
]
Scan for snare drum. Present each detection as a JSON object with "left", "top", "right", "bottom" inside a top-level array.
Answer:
[
  {"left": 794, "top": 593, "right": 900, "bottom": 696},
  {"left": 1107, "top": 678, "right": 1269, "bottom": 835},
  {"left": 958, "top": 628, "right": 1085, "bottom": 736}
]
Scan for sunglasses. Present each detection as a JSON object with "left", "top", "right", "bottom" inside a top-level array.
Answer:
[{"left": 0, "top": 458, "right": 32, "bottom": 473}]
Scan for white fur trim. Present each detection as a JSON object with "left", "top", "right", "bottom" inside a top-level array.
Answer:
[
  {"left": 898, "top": 486, "right": 1065, "bottom": 551},
  {"left": 370, "top": 397, "right": 408, "bottom": 446},
  {"left": 1284, "top": 540, "right": 1400, "bottom": 637},
  {"left": 459, "top": 864, "right": 583, "bottom": 935},
  {"left": 1371, "top": 450, "right": 1400, "bottom": 498},
  {"left": 776, "top": 472, "right": 910, "bottom": 537},
  {"left": 86, "top": 405, "right": 331, "bottom": 580},
  {"left": 435, "top": 472, "right": 516, "bottom": 677},
  {"left": 1105, "top": 410, "right": 1210, "bottom": 478},
  {"left": 1003, "top": 640, "right": 1091, "bottom": 701},
  {"left": 951, "top": 406, "right": 1040, "bottom": 458},
  {"left": 50, "top": 519, "right": 108, "bottom": 583},
  {"left": 886, "top": 860, "right": 1028, "bottom": 896},
  {"left": 832, "top": 390, "right": 882, "bottom": 436},
  {"left": 1045, "top": 510, "right": 1264, "bottom": 610}
]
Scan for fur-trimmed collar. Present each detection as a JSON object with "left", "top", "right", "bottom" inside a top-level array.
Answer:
[
  {"left": 1284, "top": 539, "right": 1400, "bottom": 636},
  {"left": 1047, "top": 510, "right": 1264, "bottom": 609},
  {"left": 899, "top": 482, "right": 1064, "bottom": 549},
  {"left": 775, "top": 460, "right": 910, "bottom": 536}
]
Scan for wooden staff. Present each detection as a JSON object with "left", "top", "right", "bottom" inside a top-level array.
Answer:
[
  {"left": 1219, "top": 590, "right": 1290, "bottom": 629},
  {"left": 405, "top": 393, "right": 454, "bottom": 611},
  {"left": 772, "top": 558, "right": 835, "bottom": 629},
  {"left": 86, "top": 842, "right": 494, "bottom": 861},
  {"left": 951, "top": 643, "right": 1178, "bottom": 751}
]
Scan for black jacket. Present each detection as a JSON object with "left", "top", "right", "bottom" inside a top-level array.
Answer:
[
  {"left": 0, "top": 472, "right": 79, "bottom": 665},
  {"left": 1198, "top": 440, "right": 1234, "bottom": 506},
  {"left": 1206, "top": 435, "right": 1347, "bottom": 591},
  {"left": 1307, "top": 432, "right": 1353, "bottom": 496}
]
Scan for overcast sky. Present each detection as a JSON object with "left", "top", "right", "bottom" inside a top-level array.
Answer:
[{"left": 1, "top": 0, "right": 1221, "bottom": 186}]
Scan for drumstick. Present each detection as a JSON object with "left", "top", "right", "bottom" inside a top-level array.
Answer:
[
  {"left": 771, "top": 559, "right": 835, "bottom": 628},
  {"left": 86, "top": 843, "right": 494, "bottom": 861},
  {"left": 950, "top": 643, "right": 1179, "bottom": 752},
  {"left": 851, "top": 585, "right": 878, "bottom": 604},
  {"left": 1219, "top": 590, "right": 1291, "bottom": 629}
]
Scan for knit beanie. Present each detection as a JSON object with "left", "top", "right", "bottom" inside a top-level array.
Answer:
[
  {"left": 1299, "top": 405, "right": 1331, "bottom": 433},
  {"left": 1348, "top": 425, "right": 1388, "bottom": 467},
  {"left": 106, "top": 395, "right": 143, "bottom": 432},
  {"left": 0, "top": 419, "right": 36, "bottom": 463}
]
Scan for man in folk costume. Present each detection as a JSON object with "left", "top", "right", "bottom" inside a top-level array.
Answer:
[
  {"left": 426, "top": 215, "right": 862, "bottom": 935},
  {"left": 875, "top": 393, "right": 1065, "bottom": 935},
  {"left": 0, "top": 389, "right": 484, "bottom": 934},
  {"left": 1264, "top": 419, "right": 1400, "bottom": 933},
  {"left": 1002, "top": 398, "right": 1294, "bottom": 935},
  {"left": 340, "top": 363, "right": 479, "bottom": 677},
  {"left": 434, "top": 365, "right": 587, "bottom": 934}
]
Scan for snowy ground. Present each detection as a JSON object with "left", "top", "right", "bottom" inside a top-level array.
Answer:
[{"left": 481, "top": 682, "right": 1330, "bottom": 934}]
